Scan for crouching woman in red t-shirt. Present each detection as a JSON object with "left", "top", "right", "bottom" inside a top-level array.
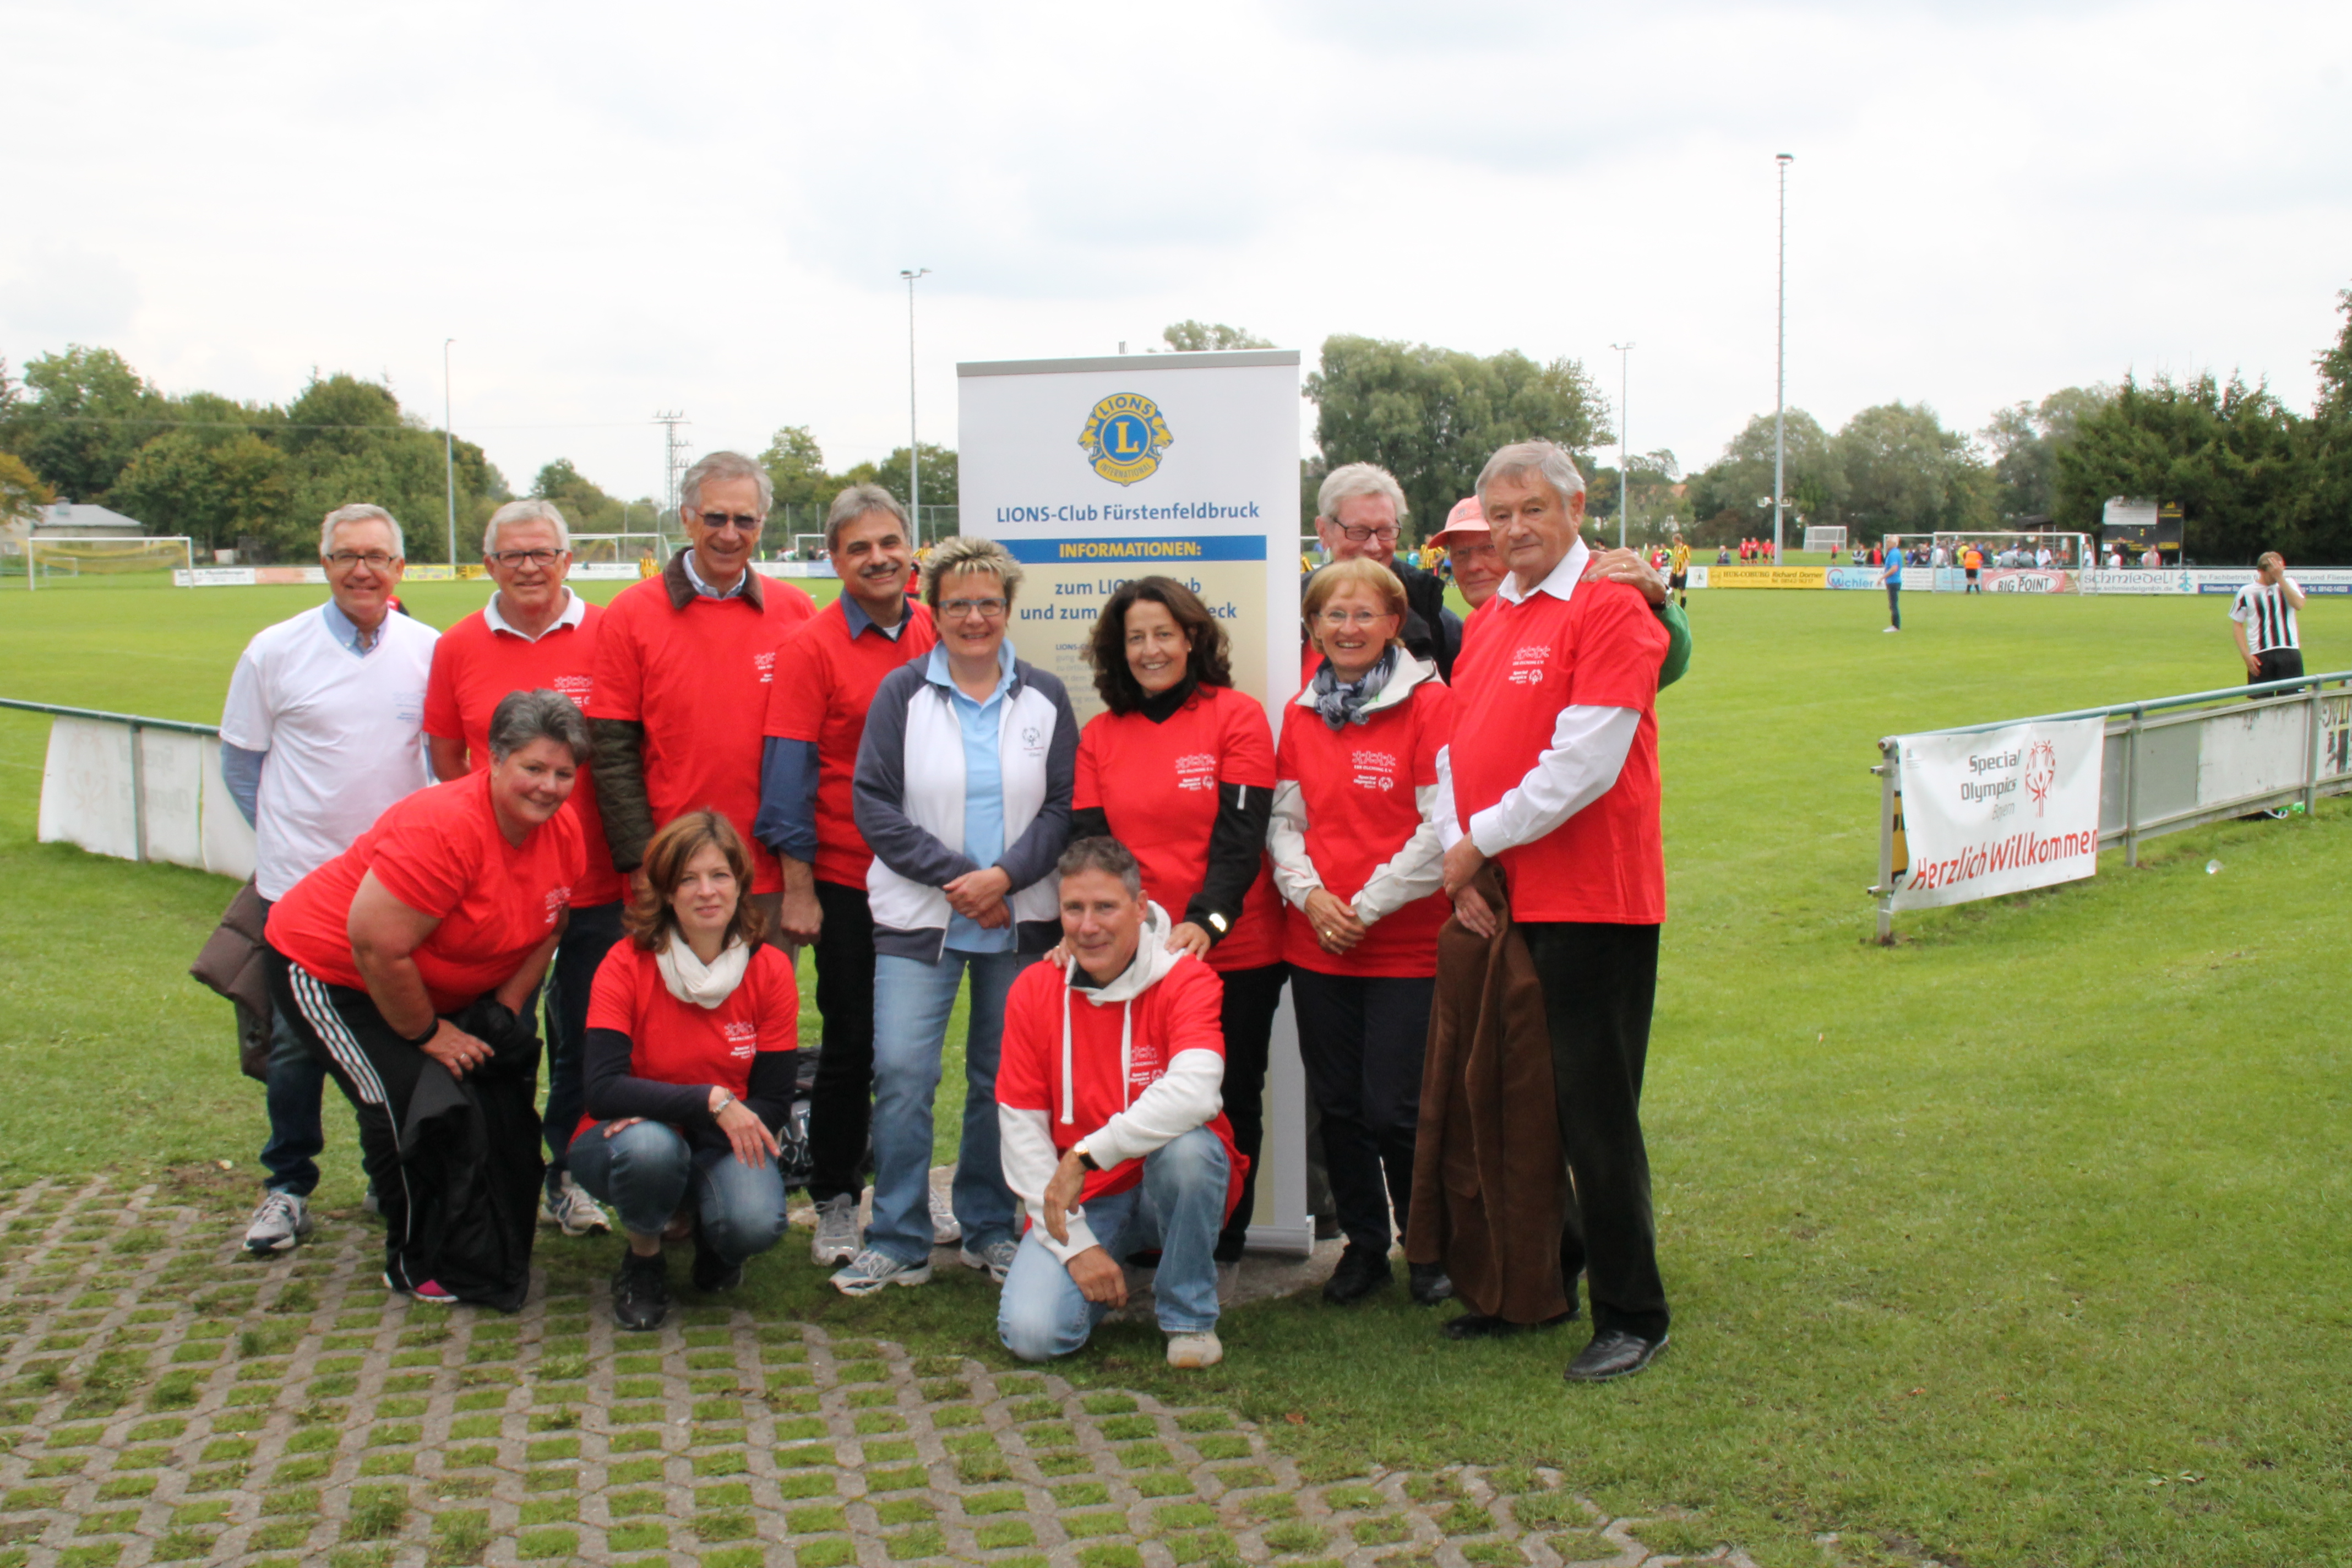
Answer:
[
  {"left": 263, "top": 690, "right": 590, "bottom": 1310},
  {"left": 568, "top": 811, "right": 798, "bottom": 1332},
  {"left": 1270, "top": 558, "right": 1457, "bottom": 1310}
]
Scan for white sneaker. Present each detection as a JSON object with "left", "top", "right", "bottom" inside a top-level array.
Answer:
[
  {"left": 541, "top": 1173, "right": 612, "bottom": 1238},
  {"left": 810, "top": 1193, "right": 862, "bottom": 1266},
  {"left": 959, "top": 1237, "right": 1018, "bottom": 1282},
  {"left": 243, "top": 1190, "right": 312, "bottom": 1256},
  {"left": 1166, "top": 1329, "right": 1223, "bottom": 1369},
  {"left": 830, "top": 1248, "right": 933, "bottom": 1297},
  {"left": 1882, "top": 626, "right": 1901, "bottom": 633},
  {"left": 929, "top": 1184, "right": 962, "bottom": 1246}
]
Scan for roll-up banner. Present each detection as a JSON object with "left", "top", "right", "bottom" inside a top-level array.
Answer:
[
  {"left": 1888, "top": 717, "right": 2104, "bottom": 910},
  {"left": 957, "top": 350, "right": 1302, "bottom": 726},
  {"left": 958, "top": 347, "right": 1314, "bottom": 1254}
]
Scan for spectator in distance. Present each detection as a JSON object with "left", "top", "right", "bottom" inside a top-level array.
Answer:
[
  {"left": 1880, "top": 540, "right": 1907, "bottom": 633},
  {"left": 571, "top": 811, "right": 798, "bottom": 1332},
  {"left": 261, "top": 690, "right": 588, "bottom": 1307},
  {"left": 1434, "top": 440, "right": 1674, "bottom": 1381},
  {"left": 996, "top": 838, "right": 1243, "bottom": 1369},
  {"left": 2231, "top": 551, "right": 2306, "bottom": 689},
  {"left": 424, "top": 499, "right": 622, "bottom": 1242},
  {"left": 754, "top": 483, "right": 939, "bottom": 1271},
  {"left": 1305, "top": 464, "right": 1459, "bottom": 680},
  {"left": 1270, "top": 558, "right": 1456, "bottom": 1310},
  {"left": 219, "top": 503, "right": 438, "bottom": 1257},
  {"left": 589, "top": 451, "right": 816, "bottom": 932},
  {"left": 836, "top": 536, "right": 1078, "bottom": 1295},
  {"left": 1071, "top": 576, "right": 1283, "bottom": 1304}
]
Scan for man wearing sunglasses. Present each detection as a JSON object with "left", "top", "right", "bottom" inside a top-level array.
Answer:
[
  {"left": 423, "top": 498, "right": 624, "bottom": 1240},
  {"left": 589, "top": 453, "right": 816, "bottom": 939}
]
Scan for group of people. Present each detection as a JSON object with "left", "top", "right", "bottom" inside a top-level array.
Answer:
[{"left": 219, "top": 438, "right": 1692, "bottom": 1385}]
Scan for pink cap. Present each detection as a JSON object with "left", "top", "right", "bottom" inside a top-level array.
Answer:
[{"left": 1431, "top": 496, "right": 1488, "bottom": 548}]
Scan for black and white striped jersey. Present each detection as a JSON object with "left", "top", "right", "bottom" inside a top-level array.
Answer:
[{"left": 2230, "top": 579, "right": 2300, "bottom": 654}]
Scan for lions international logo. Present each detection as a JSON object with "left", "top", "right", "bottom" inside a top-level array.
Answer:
[
  {"left": 1079, "top": 393, "right": 1172, "bottom": 486},
  {"left": 2024, "top": 739, "right": 2057, "bottom": 815}
]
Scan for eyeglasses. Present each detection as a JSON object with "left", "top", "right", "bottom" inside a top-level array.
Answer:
[
  {"left": 694, "top": 510, "right": 763, "bottom": 532},
  {"left": 940, "top": 598, "right": 1008, "bottom": 621},
  {"left": 326, "top": 551, "right": 396, "bottom": 570},
  {"left": 1317, "top": 607, "right": 1395, "bottom": 629},
  {"left": 1336, "top": 523, "right": 1402, "bottom": 543},
  {"left": 489, "top": 549, "right": 564, "bottom": 568}
]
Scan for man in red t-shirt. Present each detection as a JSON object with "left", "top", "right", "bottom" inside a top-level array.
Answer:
[
  {"left": 1437, "top": 439, "right": 1673, "bottom": 1383},
  {"left": 995, "top": 839, "right": 1240, "bottom": 1370},
  {"left": 588, "top": 452, "right": 815, "bottom": 928},
  {"left": 425, "top": 498, "right": 627, "bottom": 1240},
  {"left": 753, "top": 483, "right": 937, "bottom": 1266}
]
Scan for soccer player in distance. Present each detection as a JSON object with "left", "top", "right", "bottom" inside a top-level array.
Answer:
[
  {"left": 2231, "top": 552, "right": 2306, "bottom": 689},
  {"left": 995, "top": 837, "right": 1244, "bottom": 1369}
]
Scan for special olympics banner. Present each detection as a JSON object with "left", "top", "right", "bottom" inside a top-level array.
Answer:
[
  {"left": 1890, "top": 716, "right": 2104, "bottom": 910},
  {"left": 958, "top": 349, "right": 1301, "bottom": 725}
]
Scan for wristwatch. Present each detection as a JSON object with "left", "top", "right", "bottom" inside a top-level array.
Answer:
[
  {"left": 1205, "top": 912, "right": 1230, "bottom": 936},
  {"left": 710, "top": 1089, "right": 736, "bottom": 1115},
  {"left": 1074, "top": 1142, "right": 1102, "bottom": 1172}
]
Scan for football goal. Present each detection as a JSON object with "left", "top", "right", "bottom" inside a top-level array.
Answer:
[
  {"left": 567, "top": 531, "right": 669, "bottom": 565},
  {"left": 17, "top": 535, "right": 195, "bottom": 590},
  {"left": 1803, "top": 525, "right": 1848, "bottom": 556}
]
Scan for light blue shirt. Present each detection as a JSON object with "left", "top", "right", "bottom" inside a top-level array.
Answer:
[
  {"left": 929, "top": 642, "right": 1018, "bottom": 954},
  {"left": 680, "top": 549, "right": 748, "bottom": 600},
  {"left": 320, "top": 598, "right": 390, "bottom": 655}
]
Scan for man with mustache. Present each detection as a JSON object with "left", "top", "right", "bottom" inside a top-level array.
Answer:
[{"left": 755, "top": 484, "right": 938, "bottom": 1268}]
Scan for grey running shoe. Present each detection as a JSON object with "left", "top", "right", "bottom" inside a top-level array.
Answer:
[
  {"left": 809, "top": 1194, "right": 862, "bottom": 1266},
  {"left": 959, "top": 1237, "right": 1019, "bottom": 1282},
  {"left": 541, "top": 1172, "right": 612, "bottom": 1238},
  {"left": 929, "top": 1184, "right": 962, "bottom": 1246},
  {"left": 830, "top": 1248, "right": 933, "bottom": 1297},
  {"left": 243, "top": 1190, "right": 312, "bottom": 1256}
]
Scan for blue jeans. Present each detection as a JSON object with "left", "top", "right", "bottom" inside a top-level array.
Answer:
[
  {"left": 567, "top": 1120, "right": 788, "bottom": 1264},
  {"left": 868, "top": 948, "right": 1024, "bottom": 1266},
  {"left": 542, "top": 900, "right": 625, "bottom": 1184},
  {"left": 998, "top": 1126, "right": 1228, "bottom": 1360},
  {"left": 260, "top": 1003, "right": 325, "bottom": 1196}
]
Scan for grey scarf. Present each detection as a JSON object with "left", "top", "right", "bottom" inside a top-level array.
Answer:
[{"left": 1311, "top": 647, "right": 1397, "bottom": 730}]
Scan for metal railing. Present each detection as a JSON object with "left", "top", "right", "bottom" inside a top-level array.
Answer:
[
  {"left": 1869, "top": 669, "right": 2352, "bottom": 939},
  {"left": 0, "top": 698, "right": 221, "bottom": 866}
]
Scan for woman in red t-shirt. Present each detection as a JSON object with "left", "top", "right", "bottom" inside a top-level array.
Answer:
[
  {"left": 1072, "top": 576, "right": 1285, "bottom": 1294},
  {"left": 263, "top": 691, "right": 590, "bottom": 1309},
  {"left": 1269, "top": 559, "right": 1456, "bottom": 1310},
  {"left": 568, "top": 811, "right": 798, "bottom": 1332}
]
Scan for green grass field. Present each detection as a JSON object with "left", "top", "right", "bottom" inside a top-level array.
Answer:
[{"left": 1, "top": 576, "right": 2345, "bottom": 1568}]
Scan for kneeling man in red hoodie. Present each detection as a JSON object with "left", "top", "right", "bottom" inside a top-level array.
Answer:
[{"left": 997, "top": 837, "right": 1247, "bottom": 1369}]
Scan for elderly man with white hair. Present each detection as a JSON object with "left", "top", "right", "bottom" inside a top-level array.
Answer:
[
  {"left": 424, "top": 498, "right": 625, "bottom": 1240},
  {"left": 1428, "top": 440, "right": 1674, "bottom": 1382},
  {"left": 219, "top": 503, "right": 440, "bottom": 1256},
  {"left": 1305, "top": 464, "right": 1461, "bottom": 679},
  {"left": 588, "top": 451, "right": 817, "bottom": 932}
]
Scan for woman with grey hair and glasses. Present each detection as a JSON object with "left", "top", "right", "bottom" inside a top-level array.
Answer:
[{"left": 263, "top": 690, "right": 592, "bottom": 1309}]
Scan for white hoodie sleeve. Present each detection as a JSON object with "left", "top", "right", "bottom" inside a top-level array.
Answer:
[
  {"left": 998, "top": 1104, "right": 1102, "bottom": 1262},
  {"left": 1266, "top": 778, "right": 1322, "bottom": 910},
  {"left": 1352, "top": 782, "right": 1446, "bottom": 925},
  {"left": 1082, "top": 1047, "right": 1225, "bottom": 1169}
]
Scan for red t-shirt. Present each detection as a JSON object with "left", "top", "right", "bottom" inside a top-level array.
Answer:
[
  {"left": 760, "top": 598, "right": 937, "bottom": 889},
  {"left": 576, "top": 940, "right": 799, "bottom": 1142},
  {"left": 1448, "top": 579, "right": 1668, "bottom": 924},
  {"left": 997, "top": 956, "right": 1246, "bottom": 1220},
  {"left": 1275, "top": 679, "right": 1455, "bottom": 977},
  {"left": 586, "top": 573, "right": 815, "bottom": 894},
  {"left": 422, "top": 598, "right": 622, "bottom": 907},
  {"left": 265, "top": 770, "right": 585, "bottom": 1014},
  {"left": 1072, "top": 685, "right": 1283, "bottom": 973}
]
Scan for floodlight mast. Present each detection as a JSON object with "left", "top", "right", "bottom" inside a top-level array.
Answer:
[
  {"left": 443, "top": 339, "right": 457, "bottom": 567},
  {"left": 1611, "top": 342, "right": 1635, "bottom": 548},
  {"left": 901, "top": 268, "right": 930, "bottom": 542},
  {"left": 1773, "top": 154, "right": 1793, "bottom": 565}
]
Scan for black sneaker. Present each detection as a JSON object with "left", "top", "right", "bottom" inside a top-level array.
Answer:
[
  {"left": 1408, "top": 1262, "right": 1455, "bottom": 1306},
  {"left": 1321, "top": 1244, "right": 1393, "bottom": 1304},
  {"left": 612, "top": 1250, "right": 670, "bottom": 1332},
  {"left": 692, "top": 1240, "right": 744, "bottom": 1294},
  {"left": 1564, "top": 1329, "right": 1667, "bottom": 1382}
]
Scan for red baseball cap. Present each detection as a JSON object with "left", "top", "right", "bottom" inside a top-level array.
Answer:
[{"left": 1430, "top": 496, "right": 1488, "bottom": 549}]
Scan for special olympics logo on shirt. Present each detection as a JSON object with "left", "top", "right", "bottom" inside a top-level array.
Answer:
[
  {"left": 1020, "top": 726, "right": 1044, "bottom": 755},
  {"left": 1349, "top": 750, "right": 1398, "bottom": 792},
  {"left": 754, "top": 650, "right": 777, "bottom": 684},
  {"left": 1173, "top": 753, "right": 1217, "bottom": 791},
  {"left": 721, "top": 1021, "right": 757, "bottom": 1059},
  {"left": 552, "top": 674, "right": 592, "bottom": 707},
  {"left": 1508, "top": 643, "right": 1551, "bottom": 686}
]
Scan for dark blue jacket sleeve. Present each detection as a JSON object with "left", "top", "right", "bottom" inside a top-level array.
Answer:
[{"left": 754, "top": 737, "right": 822, "bottom": 862}]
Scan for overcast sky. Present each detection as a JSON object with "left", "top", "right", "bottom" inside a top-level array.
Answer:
[{"left": 7, "top": 0, "right": 2348, "bottom": 509}]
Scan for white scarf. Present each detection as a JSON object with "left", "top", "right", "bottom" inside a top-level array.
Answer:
[{"left": 656, "top": 930, "right": 751, "bottom": 1009}]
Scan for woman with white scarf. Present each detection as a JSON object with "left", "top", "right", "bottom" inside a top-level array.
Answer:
[{"left": 571, "top": 810, "right": 798, "bottom": 1332}]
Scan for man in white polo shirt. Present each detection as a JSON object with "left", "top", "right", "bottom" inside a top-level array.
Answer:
[{"left": 219, "top": 503, "right": 438, "bottom": 1255}]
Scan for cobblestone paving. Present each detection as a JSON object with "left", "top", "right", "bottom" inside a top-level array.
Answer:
[{"left": 0, "top": 1179, "right": 1752, "bottom": 1568}]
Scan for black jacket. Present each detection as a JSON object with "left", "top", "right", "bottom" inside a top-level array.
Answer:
[{"left": 396, "top": 997, "right": 546, "bottom": 1312}]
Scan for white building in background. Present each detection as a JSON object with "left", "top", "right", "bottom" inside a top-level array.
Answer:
[{"left": 30, "top": 501, "right": 148, "bottom": 537}]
